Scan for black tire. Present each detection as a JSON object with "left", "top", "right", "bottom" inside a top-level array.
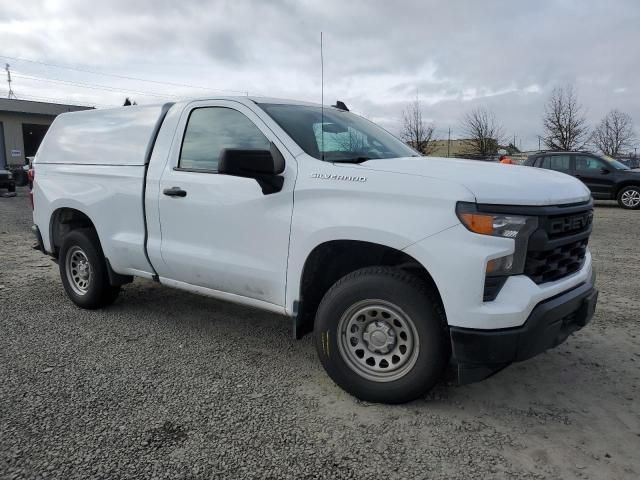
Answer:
[
  {"left": 59, "top": 228, "right": 120, "bottom": 309},
  {"left": 314, "top": 267, "right": 450, "bottom": 404},
  {"left": 8, "top": 183, "right": 15, "bottom": 193},
  {"left": 15, "top": 170, "right": 28, "bottom": 187},
  {"left": 617, "top": 185, "right": 640, "bottom": 210}
]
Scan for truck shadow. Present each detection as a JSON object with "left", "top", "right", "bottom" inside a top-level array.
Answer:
[{"left": 111, "top": 277, "right": 622, "bottom": 416}]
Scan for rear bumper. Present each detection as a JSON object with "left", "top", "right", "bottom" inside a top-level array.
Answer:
[{"left": 451, "top": 271, "right": 598, "bottom": 384}]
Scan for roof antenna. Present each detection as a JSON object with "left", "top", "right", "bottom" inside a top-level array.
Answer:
[
  {"left": 320, "top": 31, "right": 324, "bottom": 161},
  {"left": 320, "top": 32, "right": 324, "bottom": 160}
]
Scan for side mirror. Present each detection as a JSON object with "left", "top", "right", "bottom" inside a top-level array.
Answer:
[
  {"left": 600, "top": 167, "right": 611, "bottom": 174},
  {"left": 218, "top": 142, "right": 285, "bottom": 194}
]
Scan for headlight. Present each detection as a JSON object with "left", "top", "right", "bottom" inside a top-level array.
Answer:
[
  {"left": 456, "top": 202, "right": 538, "bottom": 275},
  {"left": 7, "top": 172, "right": 13, "bottom": 179}
]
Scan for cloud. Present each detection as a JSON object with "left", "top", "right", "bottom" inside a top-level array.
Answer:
[{"left": 0, "top": 0, "right": 638, "bottom": 149}]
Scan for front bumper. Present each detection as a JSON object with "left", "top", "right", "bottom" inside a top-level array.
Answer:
[
  {"left": 450, "top": 272, "right": 598, "bottom": 384},
  {"left": 404, "top": 223, "right": 594, "bottom": 331}
]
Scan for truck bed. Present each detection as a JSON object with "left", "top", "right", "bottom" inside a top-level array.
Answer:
[{"left": 33, "top": 103, "right": 173, "bottom": 278}]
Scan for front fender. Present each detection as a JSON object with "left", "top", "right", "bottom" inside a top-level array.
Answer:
[{"left": 284, "top": 158, "right": 472, "bottom": 314}]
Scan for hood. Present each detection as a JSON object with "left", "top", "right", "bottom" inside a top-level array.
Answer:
[{"left": 349, "top": 156, "right": 591, "bottom": 206}]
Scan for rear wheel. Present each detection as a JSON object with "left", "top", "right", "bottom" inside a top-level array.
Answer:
[
  {"left": 617, "top": 186, "right": 640, "bottom": 209},
  {"left": 59, "top": 229, "right": 120, "bottom": 309},
  {"left": 314, "top": 267, "right": 449, "bottom": 404}
]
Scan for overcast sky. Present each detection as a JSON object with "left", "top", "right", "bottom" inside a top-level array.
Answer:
[{"left": 1, "top": 0, "right": 639, "bottom": 150}]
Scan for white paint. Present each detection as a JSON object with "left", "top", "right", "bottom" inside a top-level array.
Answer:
[{"left": 33, "top": 96, "right": 594, "bottom": 332}]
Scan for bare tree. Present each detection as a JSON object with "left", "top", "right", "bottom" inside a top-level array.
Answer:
[
  {"left": 542, "top": 86, "right": 589, "bottom": 151},
  {"left": 400, "top": 98, "right": 436, "bottom": 155},
  {"left": 461, "top": 107, "right": 504, "bottom": 157},
  {"left": 335, "top": 128, "right": 368, "bottom": 153},
  {"left": 591, "top": 109, "right": 636, "bottom": 157}
]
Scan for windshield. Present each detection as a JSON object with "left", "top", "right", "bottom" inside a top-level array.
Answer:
[
  {"left": 259, "top": 103, "right": 418, "bottom": 161},
  {"left": 601, "top": 155, "right": 630, "bottom": 170}
]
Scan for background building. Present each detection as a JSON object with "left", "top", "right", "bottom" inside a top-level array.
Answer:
[
  {"left": 0, "top": 99, "right": 92, "bottom": 171},
  {"left": 427, "top": 139, "right": 471, "bottom": 158}
]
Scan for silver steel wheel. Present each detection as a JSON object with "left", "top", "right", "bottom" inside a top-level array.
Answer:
[
  {"left": 621, "top": 189, "right": 640, "bottom": 208},
  {"left": 65, "top": 246, "right": 93, "bottom": 296},
  {"left": 337, "top": 299, "right": 420, "bottom": 382}
]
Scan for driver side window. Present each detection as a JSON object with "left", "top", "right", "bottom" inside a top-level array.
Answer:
[{"left": 179, "top": 107, "right": 270, "bottom": 171}]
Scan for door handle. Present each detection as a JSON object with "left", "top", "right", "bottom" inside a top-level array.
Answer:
[{"left": 163, "top": 187, "right": 187, "bottom": 197}]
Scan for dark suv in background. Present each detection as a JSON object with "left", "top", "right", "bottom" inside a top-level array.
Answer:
[
  {"left": 525, "top": 151, "right": 640, "bottom": 209},
  {"left": 0, "top": 168, "right": 16, "bottom": 194}
]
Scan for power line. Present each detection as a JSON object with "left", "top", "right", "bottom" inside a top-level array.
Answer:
[
  {"left": 0, "top": 54, "right": 249, "bottom": 96},
  {"left": 2, "top": 89, "right": 114, "bottom": 108},
  {"left": 12, "top": 71, "right": 182, "bottom": 99}
]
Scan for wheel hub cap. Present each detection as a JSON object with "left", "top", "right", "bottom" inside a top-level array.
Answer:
[
  {"left": 622, "top": 190, "right": 640, "bottom": 207},
  {"left": 362, "top": 321, "right": 396, "bottom": 353},
  {"left": 65, "top": 246, "right": 92, "bottom": 296},
  {"left": 337, "top": 300, "right": 419, "bottom": 383}
]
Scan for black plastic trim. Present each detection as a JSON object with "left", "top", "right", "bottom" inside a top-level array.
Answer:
[
  {"left": 475, "top": 199, "right": 593, "bottom": 216},
  {"left": 451, "top": 274, "right": 597, "bottom": 384},
  {"left": 31, "top": 224, "right": 44, "bottom": 252},
  {"left": 173, "top": 167, "right": 217, "bottom": 174},
  {"left": 105, "top": 258, "right": 134, "bottom": 287},
  {"left": 141, "top": 102, "right": 174, "bottom": 280},
  {"left": 483, "top": 275, "right": 508, "bottom": 302}
]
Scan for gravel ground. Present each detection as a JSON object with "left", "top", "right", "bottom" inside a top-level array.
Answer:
[{"left": 1, "top": 187, "right": 639, "bottom": 480}]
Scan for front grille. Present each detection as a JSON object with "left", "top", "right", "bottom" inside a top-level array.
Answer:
[
  {"left": 542, "top": 210, "right": 593, "bottom": 239},
  {"left": 524, "top": 238, "right": 588, "bottom": 284},
  {"left": 475, "top": 200, "right": 593, "bottom": 291},
  {"left": 523, "top": 205, "right": 592, "bottom": 284}
]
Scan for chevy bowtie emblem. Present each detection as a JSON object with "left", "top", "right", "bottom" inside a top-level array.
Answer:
[{"left": 311, "top": 173, "right": 367, "bottom": 182}]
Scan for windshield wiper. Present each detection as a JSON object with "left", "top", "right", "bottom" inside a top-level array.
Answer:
[{"left": 330, "top": 157, "right": 371, "bottom": 164}]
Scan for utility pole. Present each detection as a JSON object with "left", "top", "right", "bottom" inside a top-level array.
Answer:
[
  {"left": 538, "top": 135, "right": 541, "bottom": 151},
  {"left": 5, "top": 63, "right": 17, "bottom": 99},
  {"left": 447, "top": 127, "right": 451, "bottom": 158}
]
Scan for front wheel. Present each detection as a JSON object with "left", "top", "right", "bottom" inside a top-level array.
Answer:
[
  {"left": 314, "top": 267, "right": 450, "bottom": 404},
  {"left": 618, "top": 186, "right": 640, "bottom": 209},
  {"left": 59, "top": 229, "right": 120, "bottom": 309}
]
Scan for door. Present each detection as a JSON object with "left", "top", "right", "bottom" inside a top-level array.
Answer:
[
  {"left": 573, "top": 155, "right": 615, "bottom": 198},
  {"left": 155, "top": 101, "right": 296, "bottom": 307},
  {"left": 539, "top": 154, "right": 572, "bottom": 175}
]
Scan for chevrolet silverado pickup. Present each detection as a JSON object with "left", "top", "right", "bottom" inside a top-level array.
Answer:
[{"left": 31, "top": 97, "right": 598, "bottom": 403}]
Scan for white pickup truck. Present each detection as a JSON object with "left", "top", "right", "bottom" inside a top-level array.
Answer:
[{"left": 31, "top": 97, "right": 598, "bottom": 403}]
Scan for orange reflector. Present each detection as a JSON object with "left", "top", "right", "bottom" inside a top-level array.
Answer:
[
  {"left": 486, "top": 258, "right": 499, "bottom": 273},
  {"left": 459, "top": 213, "right": 494, "bottom": 235}
]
